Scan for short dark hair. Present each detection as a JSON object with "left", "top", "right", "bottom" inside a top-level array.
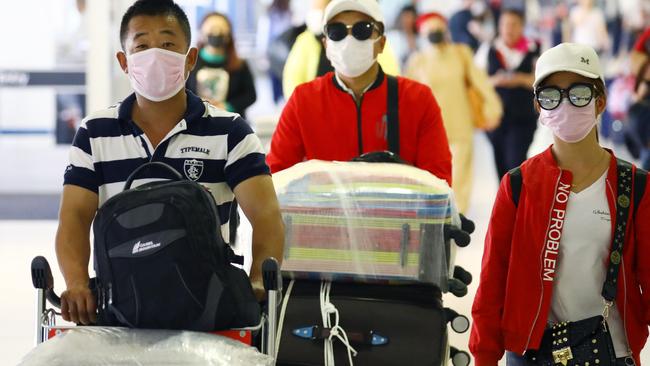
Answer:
[
  {"left": 501, "top": 8, "right": 525, "bottom": 22},
  {"left": 119, "top": 0, "right": 191, "bottom": 50}
]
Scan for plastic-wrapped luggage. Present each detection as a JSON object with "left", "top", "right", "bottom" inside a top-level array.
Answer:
[
  {"left": 271, "top": 160, "right": 473, "bottom": 366},
  {"left": 272, "top": 160, "right": 459, "bottom": 288},
  {"left": 19, "top": 328, "right": 274, "bottom": 366}
]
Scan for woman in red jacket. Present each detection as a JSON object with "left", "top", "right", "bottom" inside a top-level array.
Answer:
[{"left": 470, "top": 43, "right": 650, "bottom": 366}]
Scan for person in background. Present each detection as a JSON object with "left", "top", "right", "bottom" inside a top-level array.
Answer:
[
  {"left": 405, "top": 12, "right": 502, "bottom": 213},
  {"left": 569, "top": 0, "right": 609, "bottom": 54},
  {"left": 187, "top": 12, "right": 256, "bottom": 118},
  {"left": 485, "top": 8, "right": 539, "bottom": 179},
  {"left": 257, "top": 0, "right": 293, "bottom": 104},
  {"left": 626, "top": 60, "right": 650, "bottom": 170},
  {"left": 550, "top": 1, "right": 570, "bottom": 47},
  {"left": 631, "top": 26, "right": 650, "bottom": 76},
  {"left": 386, "top": 5, "right": 418, "bottom": 69},
  {"left": 470, "top": 42, "right": 650, "bottom": 366},
  {"left": 282, "top": 0, "right": 400, "bottom": 98},
  {"left": 268, "top": 0, "right": 452, "bottom": 185},
  {"left": 449, "top": 0, "right": 484, "bottom": 52}
]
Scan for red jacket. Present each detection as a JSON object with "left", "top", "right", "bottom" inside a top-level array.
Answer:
[
  {"left": 266, "top": 70, "right": 452, "bottom": 185},
  {"left": 470, "top": 147, "right": 650, "bottom": 366}
]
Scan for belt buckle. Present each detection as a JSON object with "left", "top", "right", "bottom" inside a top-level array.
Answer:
[{"left": 552, "top": 347, "right": 573, "bottom": 366}]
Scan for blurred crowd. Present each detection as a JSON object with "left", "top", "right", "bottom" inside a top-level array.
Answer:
[{"left": 189, "top": 0, "right": 650, "bottom": 213}]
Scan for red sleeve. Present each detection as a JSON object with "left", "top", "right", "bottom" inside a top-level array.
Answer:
[
  {"left": 634, "top": 171, "right": 650, "bottom": 325},
  {"left": 266, "top": 89, "right": 306, "bottom": 173},
  {"left": 414, "top": 87, "right": 453, "bottom": 186},
  {"left": 634, "top": 27, "right": 650, "bottom": 53},
  {"left": 469, "top": 173, "right": 517, "bottom": 366}
]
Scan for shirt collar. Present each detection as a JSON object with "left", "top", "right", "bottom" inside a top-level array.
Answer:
[
  {"left": 117, "top": 89, "right": 206, "bottom": 130},
  {"left": 332, "top": 66, "right": 385, "bottom": 96}
]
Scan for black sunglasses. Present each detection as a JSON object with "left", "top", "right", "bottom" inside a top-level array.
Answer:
[
  {"left": 535, "top": 83, "right": 597, "bottom": 110},
  {"left": 325, "top": 21, "right": 380, "bottom": 42}
]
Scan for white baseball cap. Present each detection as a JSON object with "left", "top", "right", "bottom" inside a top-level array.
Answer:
[
  {"left": 533, "top": 43, "right": 604, "bottom": 89},
  {"left": 323, "top": 0, "right": 384, "bottom": 28}
]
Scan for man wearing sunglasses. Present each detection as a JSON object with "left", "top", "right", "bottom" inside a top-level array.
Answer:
[
  {"left": 282, "top": 0, "right": 400, "bottom": 99},
  {"left": 267, "top": 0, "right": 453, "bottom": 186}
]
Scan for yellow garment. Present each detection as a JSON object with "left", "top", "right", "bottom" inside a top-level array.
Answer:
[
  {"left": 405, "top": 43, "right": 502, "bottom": 213},
  {"left": 282, "top": 30, "right": 401, "bottom": 98}
]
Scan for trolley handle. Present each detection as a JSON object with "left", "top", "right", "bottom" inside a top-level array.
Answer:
[
  {"left": 31, "top": 256, "right": 61, "bottom": 308},
  {"left": 262, "top": 257, "right": 282, "bottom": 292}
]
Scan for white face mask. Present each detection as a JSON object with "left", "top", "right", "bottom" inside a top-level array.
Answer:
[{"left": 326, "top": 35, "right": 379, "bottom": 78}]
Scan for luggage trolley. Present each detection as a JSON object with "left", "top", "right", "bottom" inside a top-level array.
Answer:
[{"left": 30, "top": 256, "right": 283, "bottom": 357}]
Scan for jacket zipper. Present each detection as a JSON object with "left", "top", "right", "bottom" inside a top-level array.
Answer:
[
  {"left": 606, "top": 179, "right": 633, "bottom": 356},
  {"left": 356, "top": 97, "right": 364, "bottom": 155},
  {"left": 524, "top": 170, "right": 563, "bottom": 351}
]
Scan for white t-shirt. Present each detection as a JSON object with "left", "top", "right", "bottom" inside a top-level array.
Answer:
[{"left": 548, "top": 170, "right": 630, "bottom": 357}]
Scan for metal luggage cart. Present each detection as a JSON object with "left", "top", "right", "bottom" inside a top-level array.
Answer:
[{"left": 30, "top": 256, "right": 283, "bottom": 358}]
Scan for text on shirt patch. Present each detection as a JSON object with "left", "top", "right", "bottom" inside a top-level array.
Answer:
[{"left": 180, "top": 146, "right": 210, "bottom": 155}]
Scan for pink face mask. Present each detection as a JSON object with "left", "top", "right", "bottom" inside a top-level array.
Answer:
[
  {"left": 127, "top": 48, "right": 188, "bottom": 102},
  {"left": 539, "top": 100, "right": 597, "bottom": 143}
]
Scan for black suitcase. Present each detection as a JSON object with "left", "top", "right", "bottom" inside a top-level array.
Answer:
[{"left": 276, "top": 279, "right": 447, "bottom": 366}]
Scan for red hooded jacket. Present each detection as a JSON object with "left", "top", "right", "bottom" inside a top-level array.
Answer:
[
  {"left": 470, "top": 147, "right": 650, "bottom": 366},
  {"left": 266, "top": 69, "right": 452, "bottom": 185}
]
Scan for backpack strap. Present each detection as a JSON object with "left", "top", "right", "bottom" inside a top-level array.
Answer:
[
  {"left": 508, "top": 166, "right": 523, "bottom": 207},
  {"left": 228, "top": 199, "right": 239, "bottom": 246},
  {"left": 634, "top": 167, "right": 647, "bottom": 217},
  {"left": 386, "top": 75, "right": 399, "bottom": 156},
  {"left": 508, "top": 163, "right": 647, "bottom": 211}
]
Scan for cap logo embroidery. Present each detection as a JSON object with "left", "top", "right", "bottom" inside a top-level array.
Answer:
[{"left": 580, "top": 57, "right": 590, "bottom": 65}]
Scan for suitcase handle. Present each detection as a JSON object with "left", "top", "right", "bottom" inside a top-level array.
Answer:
[
  {"left": 123, "top": 162, "right": 184, "bottom": 191},
  {"left": 292, "top": 325, "right": 389, "bottom": 346}
]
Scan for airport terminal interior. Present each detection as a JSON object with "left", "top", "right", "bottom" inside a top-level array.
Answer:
[{"left": 2, "top": 0, "right": 650, "bottom": 365}]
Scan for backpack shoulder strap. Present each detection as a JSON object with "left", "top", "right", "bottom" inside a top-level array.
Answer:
[
  {"left": 228, "top": 199, "right": 239, "bottom": 246},
  {"left": 386, "top": 75, "right": 399, "bottom": 156},
  {"left": 634, "top": 167, "right": 647, "bottom": 217},
  {"left": 508, "top": 166, "right": 523, "bottom": 207}
]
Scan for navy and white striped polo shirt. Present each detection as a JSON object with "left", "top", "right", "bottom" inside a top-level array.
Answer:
[{"left": 64, "top": 91, "right": 269, "bottom": 240}]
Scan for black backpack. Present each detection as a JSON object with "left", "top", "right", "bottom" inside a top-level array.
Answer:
[{"left": 93, "top": 162, "right": 260, "bottom": 331}]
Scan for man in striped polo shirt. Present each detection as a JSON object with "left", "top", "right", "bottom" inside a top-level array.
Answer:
[{"left": 55, "top": 0, "right": 284, "bottom": 325}]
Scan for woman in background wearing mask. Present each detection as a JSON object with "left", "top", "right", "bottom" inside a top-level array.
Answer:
[
  {"left": 470, "top": 43, "right": 650, "bottom": 366},
  {"left": 405, "top": 12, "right": 501, "bottom": 213},
  {"left": 187, "top": 12, "right": 256, "bottom": 118}
]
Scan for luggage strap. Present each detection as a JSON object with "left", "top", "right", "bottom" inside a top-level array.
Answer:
[{"left": 292, "top": 325, "right": 389, "bottom": 346}]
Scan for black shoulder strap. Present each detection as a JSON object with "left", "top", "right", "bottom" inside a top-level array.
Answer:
[
  {"left": 508, "top": 166, "right": 522, "bottom": 207},
  {"left": 386, "top": 75, "right": 399, "bottom": 156},
  {"left": 602, "top": 159, "right": 634, "bottom": 301},
  {"left": 228, "top": 199, "right": 239, "bottom": 246},
  {"left": 634, "top": 168, "right": 647, "bottom": 217}
]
